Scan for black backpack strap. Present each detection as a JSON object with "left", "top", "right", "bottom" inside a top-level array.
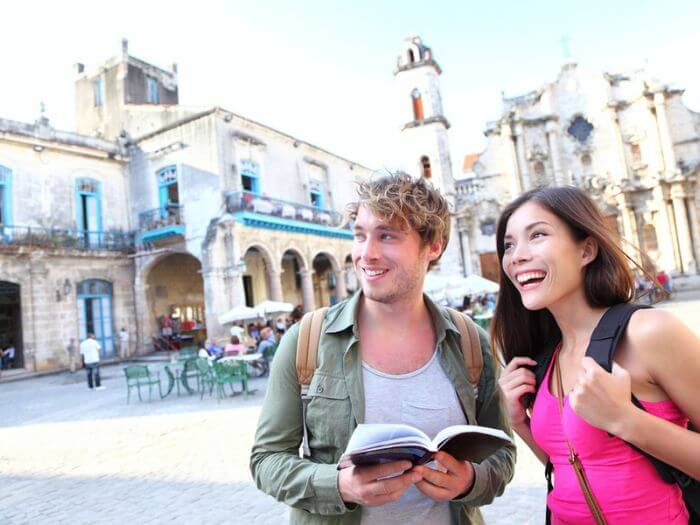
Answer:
[
  {"left": 586, "top": 303, "right": 650, "bottom": 372},
  {"left": 586, "top": 303, "right": 700, "bottom": 518}
]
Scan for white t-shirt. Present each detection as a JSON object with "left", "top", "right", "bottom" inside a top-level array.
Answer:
[
  {"left": 79, "top": 338, "right": 101, "bottom": 364},
  {"left": 119, "top": 330, "right": 129, "bottom": 343}
]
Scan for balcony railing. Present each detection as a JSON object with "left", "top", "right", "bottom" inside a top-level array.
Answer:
[
  {"left": 138, "top": 204, "right": 184, "bottom": 232},
  {"left": 0, "top": 225, "right": 134, "bottom": 252},
  {"left": 225, "top": 191, "right": 344, "bottom": 228}
]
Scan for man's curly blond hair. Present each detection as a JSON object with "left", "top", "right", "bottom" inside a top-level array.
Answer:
[{"left": 346, "top": 173, "right": 451, "bottom": 270}]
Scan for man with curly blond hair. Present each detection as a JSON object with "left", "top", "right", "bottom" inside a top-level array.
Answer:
[{"left": 251, "top": 173, "right": 514, "bottom": 524}]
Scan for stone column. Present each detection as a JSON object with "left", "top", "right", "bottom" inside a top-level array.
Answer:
[
  {"left": 545, "top": 120, "right": 563, "bottom": 185},
  {"left": 609, "top": 110, "right": 630, "bottom": 183},
  {"left": 513, "top": 122, "right": 530, "bottom": 191},
  {"left": 653, "top": 92, "right": 678, "bottom": 175},
  {"left": 501, "top": 121, "right": 522, "bottom": 198},
  {"left": 664, "top": 197, "right": 683, "bottom": 274},
  {"left": 335, "top": 269, "right": 348, "bottom": 301},
  {"left": 652, "top": 185, "right": 678, "bottom": 272},
  {"left": 299, "top": 269, "right": 316, "bottom": 312},
  {"left": 268, "top": 270, "right": 284, "bottom": 302},
  {"left": 686, "top": 193, "right": 700, "bottom": 273},
  {"left": 671, "top": 185, "right": 696, "bottom": 274},
  {"left": 615, "top": 192, "right": 641, "bottom": 257}
]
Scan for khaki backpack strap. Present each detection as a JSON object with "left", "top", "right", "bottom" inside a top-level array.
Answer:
[
  {"left": 296, "top": 307, "right": 329, "bottom": 389},
  {"left": 446, "top": 307, "right": 483, "bottom": 391},
  {"left": 296, "top": 307, "right": 329, "bottom": 459}
]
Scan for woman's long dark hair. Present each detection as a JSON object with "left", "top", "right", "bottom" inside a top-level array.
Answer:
[{"left": 491, "top": 186, "right": 645, "bottom": 364}]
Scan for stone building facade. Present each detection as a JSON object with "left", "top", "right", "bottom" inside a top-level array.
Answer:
[
  {"left": 1, "top": 41, "right": 371, "bottom": 373},
  {"left": 456, "top": 63, "right": 700, "bottom": 286}
]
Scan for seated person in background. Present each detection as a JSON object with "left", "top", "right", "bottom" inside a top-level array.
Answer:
[
  {"left": 248, "top": 323, "right": 260, "bottom": 342},
  {"left": 224, "top": 336, "right": 245, "bottom": 356},
  {"left": 275, "top": 318, "right": 286, "bottom": 335},
  {"left": 198, "top": 346, "right": 210, "bottom": 359},
  {"left": 204, "top": 339, "right": 224, "bottom": 358},
  {"left": 257, "top": 327, "right": 276, "bottom": 359}
]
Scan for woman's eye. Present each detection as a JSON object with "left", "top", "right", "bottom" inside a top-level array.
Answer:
[
  {"left": 503, "top": 241, "right": 514, "bottom": 251},
  {"left": 531, "top": 231, "right": 546, "bottom": 239}
]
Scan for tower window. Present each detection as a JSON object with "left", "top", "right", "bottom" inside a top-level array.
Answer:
[
  {"left": 147, "top": 76, "right": 159, "bottom": 104},
  {"left": 408, "top": 49, "right": 415, "bottom": 63},
  {"left": 420, "top": 156, "right": 432, "bottom": 179},
  {"left": 411, "top": 89, "right": 424, "bottom": 121}
]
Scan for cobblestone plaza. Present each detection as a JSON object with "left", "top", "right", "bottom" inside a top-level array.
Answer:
[{"left": 1, "top": 291, "right": 698, "bottom": 524}]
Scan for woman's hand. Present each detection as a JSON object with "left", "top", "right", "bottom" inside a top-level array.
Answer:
[
  {"left": 498, "top": 356, "right": 538, "bottom": 427},
  {"left": 569, "top": 357, "right": 635, "bottom": 435}
]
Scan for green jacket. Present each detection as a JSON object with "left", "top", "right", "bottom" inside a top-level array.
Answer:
[{"left": 250, "top": 292, "right": 516, "bottom": 524}]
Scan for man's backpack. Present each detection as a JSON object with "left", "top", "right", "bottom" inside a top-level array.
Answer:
[
  {"left": 533, "top": 303, "right": 699, "bottom": 523},
  {"left": 295, "top": 306, "right": 484, "bottom": 458}
]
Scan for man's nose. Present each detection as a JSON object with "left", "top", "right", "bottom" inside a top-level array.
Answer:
[{"left": 361, "top": 237, "right": 380, "bottom": 260}]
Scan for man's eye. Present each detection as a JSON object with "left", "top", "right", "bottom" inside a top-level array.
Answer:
[
  {"left": 353, "top": 233, "right": 365, "bottom": 241},
  {"left": 380, "top": 234, "right": 394, "bottom": 240}
]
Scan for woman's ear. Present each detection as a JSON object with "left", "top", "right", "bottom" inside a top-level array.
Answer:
[{"left": 581, "top": 237, "right": 599, "bottom": 267}]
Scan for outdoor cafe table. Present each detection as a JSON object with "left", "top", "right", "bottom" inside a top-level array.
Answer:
[{"left": 156, "top": 359, "right": 197, "bottom": 398}]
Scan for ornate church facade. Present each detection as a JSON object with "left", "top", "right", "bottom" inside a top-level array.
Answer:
[{"left": 456, "top": 62, "right": 700, "bottom": 286}]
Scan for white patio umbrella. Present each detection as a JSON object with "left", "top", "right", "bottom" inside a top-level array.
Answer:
[
  {"left": 218, "top": 305, "right": 262, "bottom": 325},
  {"left": 446, "top": 274, "right": 500, "bottom": 300},
  {"left": 255, "top": 300, "right": 294, "bottom": 318}
]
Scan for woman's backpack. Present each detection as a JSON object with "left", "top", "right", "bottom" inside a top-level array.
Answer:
[{"left": 533, "top": 303, "right": 699, "bottom": 523}]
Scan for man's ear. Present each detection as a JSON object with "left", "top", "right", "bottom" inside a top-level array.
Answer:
[
  {"left": 581, "top": 237, "right": 598, "bottom": 267},
  {"left": 427, "top": 241, "right": 442, "bottom": 261}
]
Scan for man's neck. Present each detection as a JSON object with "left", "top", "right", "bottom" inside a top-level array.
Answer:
[{"left": 357, "top": 291, "right": 437, "bottom": 374}]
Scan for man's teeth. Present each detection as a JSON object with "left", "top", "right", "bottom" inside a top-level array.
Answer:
[
  {"left": 365, "top": 269, "right": 387, "bottom": 276},
  {"left": 517, "top": 271, "right": 546, "bottom": 284}
]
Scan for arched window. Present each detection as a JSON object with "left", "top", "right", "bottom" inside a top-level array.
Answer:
[
  {"left": 643, "top": 223, "right": 659, "bottom": 252},
  {"left": 420, "top": 156, "right": 432, "bottom": 179},
  {"left": 157, "top": 166, "right": 179, "bottom": 208},
  {"left": 411, "top": 89, "right": 424, "bottom": 121},
  {"left": 77, "top": 279, "right": 115, "bottom": 358},
  {"left": 75, "top": 177, "right": 103, "bottom": 248},
  {"left": 240, "top": 159, "right": 260, "bottom": 195},
  {"left": 408, "top": 49, "right": 415, "bottom": 63}
]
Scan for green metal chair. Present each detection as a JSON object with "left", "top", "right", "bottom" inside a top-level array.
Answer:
[
  {"left": 212, "top": 360, "right": 248, "bottom": 400},
  {"left": 194, "top": 358, "right": 216, "bottom": 399},
  {"left": 123, "top": 365, "right": 162, "bottom": 403}
]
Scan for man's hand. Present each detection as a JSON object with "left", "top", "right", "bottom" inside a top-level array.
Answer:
[
  {"left": 412, "top": 452, "right": 474, "bottom": 501},
  {"left": 338, "top": 460, "right": 421, "bottom": 507}
]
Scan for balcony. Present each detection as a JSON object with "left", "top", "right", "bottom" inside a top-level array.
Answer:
[
  {"left": 0, "top": 225, "right": 134, "bottom": 252},
  {"left": 138, "top": 204, "right": 185, "bottom": 244},
  {"left": 224, "top": 191, "right": 351, "bottom": 239}
]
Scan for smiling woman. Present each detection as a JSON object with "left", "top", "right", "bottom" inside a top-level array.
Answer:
[{"left": 492, "top": 186, "right": 700, "bottom": 524}]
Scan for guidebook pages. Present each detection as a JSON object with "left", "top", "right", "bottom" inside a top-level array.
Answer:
[{"left": 337, "top": 423, "right": 512, "bottom": 470}]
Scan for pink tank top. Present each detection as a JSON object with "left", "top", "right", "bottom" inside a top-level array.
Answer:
[{"left": 531, "top": 348, "right": 689, "bottom": 524}]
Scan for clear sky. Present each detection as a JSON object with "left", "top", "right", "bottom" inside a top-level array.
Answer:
[{"left": 1, "top": 0, "right": 698, "bottom": 171}]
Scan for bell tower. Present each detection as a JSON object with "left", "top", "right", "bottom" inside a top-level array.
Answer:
[{"left": 394, "top": 35, "right": 454, "bottom": 196}]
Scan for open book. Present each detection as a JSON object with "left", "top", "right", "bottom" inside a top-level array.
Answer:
[{"left": 338, "top": 423, "right": 512, "bottom": 470}]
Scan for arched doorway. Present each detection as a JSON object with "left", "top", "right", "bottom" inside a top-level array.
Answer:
[
  {"left": 77, "top": 279, "right": 115, "bottom": 358},
  {"left": 312, "top": 253, "right": 339, "bottom": 307},
  {"left": 146, "top": 253, "right": 205, "bottom": 346},
  {"left": 0, "top": 281, "right": 23, "bottom": 368},
  {"left": 242, "top": 246, "right": 272, "bottom": 307},
  {"left": 344, "top": 254, "right": 358, "bottom": 295},
  {"left": 281, "top": 249, "right": 305, "bottom": 308}
]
